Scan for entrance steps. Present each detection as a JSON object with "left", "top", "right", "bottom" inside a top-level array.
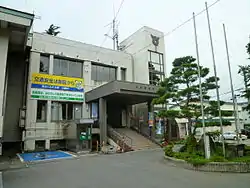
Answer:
[{"left": 114, "top": 128, "right": 159, "bottom": 150}]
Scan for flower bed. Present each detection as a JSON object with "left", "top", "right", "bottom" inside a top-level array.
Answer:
[
  {"left": 164, "top": 155, "right": 250, "bottom": 173},
  {"left": 164, "top": 140, "right": 250, "bottom": 173}
]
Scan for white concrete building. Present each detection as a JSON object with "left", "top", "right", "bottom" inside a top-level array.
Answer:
[
  {"left": 170, "top": 101, "right": 245, "bottom": 138},
  {"left": 0, "top": 6, "right": 166, "bottom": 154}
]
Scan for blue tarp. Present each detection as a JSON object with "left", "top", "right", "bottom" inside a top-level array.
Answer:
[{"left": 18, "top": 151, "right": 73, "bottom": 162}]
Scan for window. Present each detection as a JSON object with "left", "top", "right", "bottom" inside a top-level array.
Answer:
[
  {"left": 121, "top": 68, "right": 126, "bottom": 81},
  {"left": 40, "top": 55, "right": 49, "bottom": 73},
  {"left": 148, "top": 50, "right": 165, "bottom": 85},
  {"left": 51, "top": 102, "right": 82, "bottom": 121},
  {"left": 91, "top": 64, "right": 117, "bottom": 82},
  {"left": 36, "top": 100, "right": 47, "bottom": 122},
  {"left": 53, "top": 57, "right": 83, "bottom": 78}
]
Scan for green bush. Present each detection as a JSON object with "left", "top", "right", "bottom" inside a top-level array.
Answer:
[
  {"left": 195, "top": 120, "right": 231, "bottom": 127},
  {"left": 186, "top": 157, "right": 210, "bottom": 166},
  {"left": 186, "top": 135, "right": 197, "bottom": 154},
  {"left": 173, "top": 152, "right": 193, "bottom": 160},
  {"left": 164, "top": 144, "right": 174, "bottom": 157},
  {"left": 230, "top": 156, "right": 250, "bottom": 163},
  {"left": 210, "top": 155, "right": 228, "bottom": 162},
  {"left": 245, "top": 145, "right": 250, "bottom": 151},
  {"left": 245, "top": 151, "right": 250, "bottom": 156},
  {"left": 174, "top": 139, "right": 186, "bottom": 145}
]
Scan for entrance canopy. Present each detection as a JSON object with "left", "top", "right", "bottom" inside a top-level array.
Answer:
[{"left": 85, "top": 80, "right": 159, "bottom": 105}]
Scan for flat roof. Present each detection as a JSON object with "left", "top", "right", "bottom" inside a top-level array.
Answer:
[
  {"left": 0, "top": 6, "right": 34, "bottom": 20},
  {"left": 85, "top": 80, "right": 159, "bottom": 105}
]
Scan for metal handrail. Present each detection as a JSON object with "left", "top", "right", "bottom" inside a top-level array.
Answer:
[{"left": 108, "top": 126, "right": 133, "bottom": 150}]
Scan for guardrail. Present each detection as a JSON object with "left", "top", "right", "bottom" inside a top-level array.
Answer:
[{"left": 107, "top": 126, "right": 133, "bottom": 152}]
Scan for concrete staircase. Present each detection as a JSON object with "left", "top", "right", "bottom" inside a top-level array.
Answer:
[{"left": 115, "top": 128, "right": 159, "bottom": 150}]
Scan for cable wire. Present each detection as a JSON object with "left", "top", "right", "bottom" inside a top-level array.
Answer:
[{"left": 131, "top": 0, "right": 221, "bottom": 56}]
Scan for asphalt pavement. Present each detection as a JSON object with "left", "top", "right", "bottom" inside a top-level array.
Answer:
[{"left": 3, "top": 148, "right": 250, "bottom": 188}]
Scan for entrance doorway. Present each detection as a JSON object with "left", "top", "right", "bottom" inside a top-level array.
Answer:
[{"left": 107, "top": 102, "right": 123, "bottom": 128}]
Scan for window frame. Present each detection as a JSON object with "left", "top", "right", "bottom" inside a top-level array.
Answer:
[
  {"left": 51, "top": 101, "right": 82, "bottom": 121},
  {"left": 91, "top": 62, "right": 117, "bottom": 82},
  {"left": 148, "top": 50, "right": 165, "bottom": 86},
  {"left": 53, "top": 56, "right": 83, "bottom": 78},
  {"left": 121, "top": 68, "right": 126, "bottom": 81},
  {"left": 39, "top": 54, "right": 50, "bottom": 74},
  {"left": 36, "top": 100, "right": 47, "bottom": 122}
]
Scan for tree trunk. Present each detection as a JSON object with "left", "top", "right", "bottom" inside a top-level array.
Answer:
[{"left": 187, "top": 117, "right": 192, "bottom": 135}]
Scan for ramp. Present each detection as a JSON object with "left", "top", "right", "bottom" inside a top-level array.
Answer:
[{"left": 115, "top": 128, "right": 159, "bottom": 150}]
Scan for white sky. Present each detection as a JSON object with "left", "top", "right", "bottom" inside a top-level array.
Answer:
[{"left": 1, "top": 0, "right": 249, "bottom": 101}]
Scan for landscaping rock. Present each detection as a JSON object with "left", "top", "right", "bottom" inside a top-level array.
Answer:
[{"left": 172, "top": 144, "right": 185, "bottom": 152}]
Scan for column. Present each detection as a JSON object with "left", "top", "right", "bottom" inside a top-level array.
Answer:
[
  {"left": 47, "top": 54, "right": 54, "bottom": 123},
  {"left": 147, "top": 101, "right": 154, "bottom": 137},
  {"left": 0, "top": 29, "right": 9, "bottom": 139},
  {"left": 117, "top": 67, "right": 121, "bottom": 80},
  {"left": 126, "top": 105, "right": 132, "bottom": 128},
  {"left": 83, "top": 61, "right": 91, "bottom": 119},
  {"left": 99, "top": 98, "right": 107, "bottom": 144},
  {"left": 24, "top": 51, "right": 40, "bottom": 151}
]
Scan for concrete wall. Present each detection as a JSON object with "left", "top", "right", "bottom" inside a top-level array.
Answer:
[
  {"left": 3, "top": 52, "right": 26, "bottom": 142},
  {"left": 120, "top": 26, "right": 166, "bottom": 84},
  {"left": 0, "top": 29, "right": 9, "bottom": 139},
  {"left": 24, "top": 32, "right": 135, "bottom": 151}
]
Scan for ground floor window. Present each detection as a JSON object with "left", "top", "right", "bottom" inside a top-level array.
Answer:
[
  {"left": 51, "top": 102, "right": 82, "bottom": 121},
  {"left": 36, "top": 100, "right": 47, "bottom": 122}
]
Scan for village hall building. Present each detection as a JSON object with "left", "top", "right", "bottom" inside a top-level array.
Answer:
[{"left": 0, "top": 6, "right": 166, "bottom": 154}]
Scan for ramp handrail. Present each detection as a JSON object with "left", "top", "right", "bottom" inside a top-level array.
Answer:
[{"left": 108, "top": 126, "right": 133, "bottom": 151}]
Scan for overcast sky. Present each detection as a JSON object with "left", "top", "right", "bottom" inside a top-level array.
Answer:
[{"left": 1, "top": 0, "right": 249, "bottom": 101}]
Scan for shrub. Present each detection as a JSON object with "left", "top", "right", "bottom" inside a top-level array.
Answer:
[
  {"left": 186, "top": 157, "right": 210, "bottom": 166},
  {"left": 230, "top": 156, "right": 250, "bottom": 163},
  {"left": 164, "top": 144, "right": 174, "bottom": 157},
  {"left": 186, "top": 135, "right": 197, "bottom": 154},
  {"left": 174, "top": 138, "right": 186, "bottom": 145},
  {"left": 245, "top": 145, "right": 250, "bottom": 151},
  {"left": 173, "top": 152, "right": 193, "bottom": 160},
  {"left": 245, "top": 151, "right": 250, "bottom": 156},
  {"left": 210, "top": 155, "right": 228, "bottom": 162}
]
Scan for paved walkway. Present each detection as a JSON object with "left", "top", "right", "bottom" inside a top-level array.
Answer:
[
  {"left": 3, "top": 149, "right": 250, "bottom": 188},
  {"left": 115, "top": 128, "right": 159, "bottom": 150}
]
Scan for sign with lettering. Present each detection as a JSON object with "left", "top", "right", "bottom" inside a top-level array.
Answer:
[{"left": 31, "top": 73, "right": 84, "bottom": 102}]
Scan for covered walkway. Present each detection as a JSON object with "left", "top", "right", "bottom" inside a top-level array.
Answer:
[{"left": 85, "top": 80, "right": 159, "bottom": 144}]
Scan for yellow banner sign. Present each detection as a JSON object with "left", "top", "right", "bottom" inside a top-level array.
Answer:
[{"left": 31, "top": 73, "right": 84, "bottom": 92}]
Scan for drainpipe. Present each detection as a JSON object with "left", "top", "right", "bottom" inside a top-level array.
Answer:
[{"left": 128, "top": 53, "right": 135, "bottom": 82}]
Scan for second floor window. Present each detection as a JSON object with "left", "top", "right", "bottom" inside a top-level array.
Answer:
[
  {"left": 53, "top": 57, "right": 83, "bottom": 78},
  {"left": 91, "top": 64, "right": 117, "bottom": 82},
  {"left": 121, "top": 68, "right": 126, "bottom": 81},
  {"left": 40, "top": 55, "right": 49, "bottom": 74}
]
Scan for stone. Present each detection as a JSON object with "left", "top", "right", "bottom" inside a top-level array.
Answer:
[{"left": 172, "top": 144, "right": 185, "bottom": 152}]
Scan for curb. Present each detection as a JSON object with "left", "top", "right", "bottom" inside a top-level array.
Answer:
[{"left": 164, "top": 156, "right": 250, "bottom": 173}]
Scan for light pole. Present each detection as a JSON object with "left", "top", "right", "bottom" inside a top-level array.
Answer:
[
  {"left": 223, "top": 24, "right": 240, "bottom": 145},
  {"left": 193, "top": 12, "right": 210, "bottom": 159},
  {"left": 205, "top": 2, "right": 225, "bottom": 157}
]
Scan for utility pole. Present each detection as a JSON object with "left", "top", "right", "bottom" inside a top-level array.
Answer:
[
  {"left": 223, "top": 23, "right": 239, "bottom": 145},
  {"left": 112, "top": 19, "right": 116, "bottom": 50},
  {"left": 193, "top": 12, "right": 210, "bottom": 159},
  {"left": 205, "top": 2, "right": 225, "bottom": 157}
]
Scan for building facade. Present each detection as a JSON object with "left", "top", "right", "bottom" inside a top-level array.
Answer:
[
  {"left": 170, "top": 101, "right": 245, "bottom": 138},
  {"left": 0, "top": 6, "right": 166, "bottom": 154}
]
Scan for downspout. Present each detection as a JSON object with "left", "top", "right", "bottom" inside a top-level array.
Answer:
[{"left": 129, "top": 53, "right": 135, "bottom": 82}]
